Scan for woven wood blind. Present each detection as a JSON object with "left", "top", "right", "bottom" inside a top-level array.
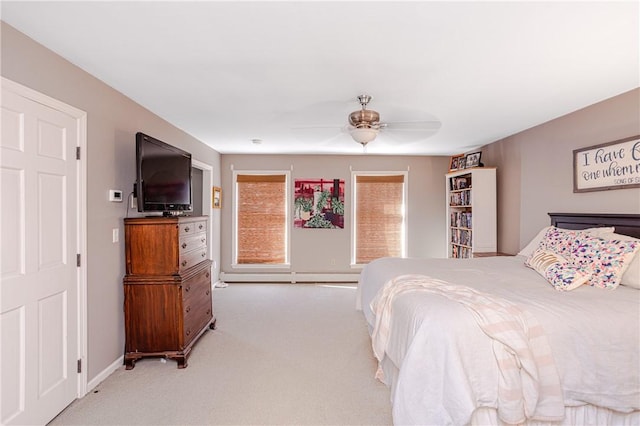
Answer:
[
  {"left": 236, "top": 174, "right": 287, "bottom": 264},
  {"left": 355, "top": 175, "right": 405, "bottom": 264}
]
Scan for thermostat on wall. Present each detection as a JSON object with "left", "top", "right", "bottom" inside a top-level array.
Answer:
[{"left": 109, "top": 189, "right": 124, "bottom": 202}]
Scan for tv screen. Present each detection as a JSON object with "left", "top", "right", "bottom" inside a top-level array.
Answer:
[{"left": 136, "top": 132, "right": 192, "bottom": 215}]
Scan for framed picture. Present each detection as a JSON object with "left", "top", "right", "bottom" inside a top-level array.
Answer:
[
  {"left": 449, "top": 154, "right": 465, "bottom": 171},
  {"left": 212, "top": 186, "right": 222, "bottom": 208},
  {"left": 465, "top": 151, "right": 482, "bottom": 168},
  {"left": 458, "top": 157, "right": 466, "bottom": 170},
  {"left": 573, "top": 135, "right": 640, "bottom": 192},
  {"left": 294, "top": 178, "right": 345, "bottom": 229}
]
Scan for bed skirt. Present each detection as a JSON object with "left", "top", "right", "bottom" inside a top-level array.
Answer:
[
  {"left": 471, "top": 406, "right": 640, "bottom": 426},
  {"left": 379, "top": 356, "right": 639, "bottom": 425}
]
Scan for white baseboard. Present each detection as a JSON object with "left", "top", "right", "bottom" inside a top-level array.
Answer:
[
  {"left": 86, "top": 355, "right": 123, "bottom": 393},
  {"left": 220, "top": 272, "right": 359, "bottom": 283}
]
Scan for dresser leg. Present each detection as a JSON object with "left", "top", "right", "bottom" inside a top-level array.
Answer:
[
  {"left": 124, "top": 356, "right": 137, "bottom": 370},
  {"left": 209, "top": 318, "right": 217, "bottom": 330},
  {"left": 175, "top": 355, "right": 188, "bottom": 369}
]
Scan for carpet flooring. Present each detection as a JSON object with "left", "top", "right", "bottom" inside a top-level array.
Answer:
[{"left": 49, "top": 283, "right": 392, "bottom": 425}]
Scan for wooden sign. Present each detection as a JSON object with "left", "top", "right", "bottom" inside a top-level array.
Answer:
[{"left": 573, "top": 135, "right": 640, "bottom": 192}]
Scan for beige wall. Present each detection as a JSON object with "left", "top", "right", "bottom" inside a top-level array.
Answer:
[
  {"left": 483, "top": 88, "right": 640, "bottom": 254},
  {"left": 1, "top": 22, "right": 222, "bottom": 381},
  {"left": 220, "top": 155, "right": 450, "bottom": 273}
]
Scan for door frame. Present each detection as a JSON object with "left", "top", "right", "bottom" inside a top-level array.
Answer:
[
  {"left": 192, "top": 158, "right": 213, "bottom": 260},
  {"left": 2, "top": 77, "right": 89, "bottom": 398}
]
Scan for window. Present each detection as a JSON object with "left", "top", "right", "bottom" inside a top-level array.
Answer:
[
  {"left": 352, "top": 173, "right": 407, "bottom": 264},
  {"left": 234, "top": 172, "right": 289, "bottom": 265}
]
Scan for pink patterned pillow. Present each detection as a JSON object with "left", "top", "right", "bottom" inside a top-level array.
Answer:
[
  {"left": 538, "top": 227, "right": 587, "bottom": 258},
  {"left": 570, "top": 237, "right": 639, "bottom": 289},
  {"left": 535, "top": 227, "right": 639, "bottom": 289}
]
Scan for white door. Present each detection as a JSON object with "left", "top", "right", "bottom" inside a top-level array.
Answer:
[{"left": 1, "top": 80, "right": 85, "bottom": 425}]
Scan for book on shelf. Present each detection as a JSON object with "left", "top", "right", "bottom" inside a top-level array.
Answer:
[
  {"left": 451, "top": 245, "right": 472, "bottom": 258},
  {"left": 451, "top": 229, "right": 472, "bottom": 246},
  {"left": 450, "top": 176, "right": 472, "bottom": 191},
  {"left": 450, "top": 211, "right": 472, "bottom": 228},
  {"left": 449, "top": 190, "right": 471, "bottom": 206}
]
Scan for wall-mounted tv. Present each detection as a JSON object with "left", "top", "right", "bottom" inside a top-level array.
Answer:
[{"left": 135, "top": 132, "right": 192, "bottom": 215}]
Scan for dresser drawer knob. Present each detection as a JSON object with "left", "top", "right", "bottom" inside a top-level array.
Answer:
[
  {"left": 206, "top": 289, "right": 210, "bottom": 296},
  {"left": 186, "top": 329, "right": 191, "bottom": 336},
  {"left": 182, "top": 242, "right": 187, "bottom": 249},
  {"left": 184, "top": 226, "right": 190, "bottom": 232},
  {"left": 185, "top": 306, "right": 191, "bottom": 313},
  {"left": 206, "top": 309, "right": 211, "bottom": 315},
  {"left": 181, "top": 260, "right": 188, "bottom": 267},
  {"left": 205, "top": 272, "right": 210, "bottom": 278},
  {"left": 198, "top": 224, "right": 203, "bottom": 230},
  {"left": 201, "top": 238, "right": 206, "bottom": 243},
  {"left": 201, "top": 252, "right": 206, "bottom": 258},
  {"left": 185, "top": 286, "right": 190, "bottom": 292}
]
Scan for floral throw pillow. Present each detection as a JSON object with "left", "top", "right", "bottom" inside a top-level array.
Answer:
[
  {"left": 526, "top": 249, "right": 590, "bottom": 291},
  {"left": 538, "top": 227, "right": 586, "bottom": 258},
  {"left": 570, "top": 237, "right": 639, "bottom": 289}
]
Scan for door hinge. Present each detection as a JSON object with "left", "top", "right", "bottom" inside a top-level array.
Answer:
[
  {"left": 76, "top": 146, "right": 81, "bottom": 160},
  {"left": 77, "top": 254, "right": 81, "bottom": 267},
  {"left": 77, "top": 359, "right": 82, "bottom": 373}
]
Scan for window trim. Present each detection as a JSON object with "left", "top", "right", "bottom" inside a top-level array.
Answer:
[
  {"left": 350, "top": 170, "right": 409, "bottom": 267},
  {"left": 231, "top": 170, "right": 291, "bottom": 269}
]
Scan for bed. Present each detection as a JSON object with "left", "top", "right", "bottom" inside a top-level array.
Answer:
[{"left": 356, "top": 213, "right": 640, "bottom": 425}]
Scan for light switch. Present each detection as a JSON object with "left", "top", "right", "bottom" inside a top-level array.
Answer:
[{"left": 112, "top": 228, "right": 119, "bottom": 243}]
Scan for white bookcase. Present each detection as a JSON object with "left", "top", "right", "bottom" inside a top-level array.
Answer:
[{"left": 446, "top": 167, "right": 497, "bottom": 258}]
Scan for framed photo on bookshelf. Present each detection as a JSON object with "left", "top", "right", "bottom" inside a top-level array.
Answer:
[
  {"left": 449, "top": 154, "right": 465, "bottom": 171},
  {"left": 465, "top": 151, "right": 482, "bottom": 168},
  {"left": 458, "top": 156, "right": 467, "bottom": 170}
]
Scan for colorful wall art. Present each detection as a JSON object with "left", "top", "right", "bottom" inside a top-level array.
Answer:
[{"left": 294, "top": 178, "right": 345, "bottom": 229}]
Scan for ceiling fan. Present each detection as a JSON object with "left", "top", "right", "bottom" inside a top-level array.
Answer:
[
  {"left": 289, "top": 95, "right": 442, "bottom": 150},
  {"left": 346, "top": 94, "right": 442, "bottom": 147}
]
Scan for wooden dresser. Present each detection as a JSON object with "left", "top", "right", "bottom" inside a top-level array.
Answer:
[{"left": 123, "top": 216, "right": 215, "bottom": 369}]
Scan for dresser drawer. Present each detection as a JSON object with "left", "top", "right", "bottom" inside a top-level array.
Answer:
[
  {"left": 179, "top": 220, "right": 207, "bottom": 236},
  {"left": 179, "top": 232, "right": 207, "bottom": 255},
  {"left": 183, "top": 300, "right": 212, "bottom": 346},
  {"left": 182, "top": 266, "right": 211, "bottom": 303},
  {"left": 179, "top": 248, "right": 208, "bottom": 271}
]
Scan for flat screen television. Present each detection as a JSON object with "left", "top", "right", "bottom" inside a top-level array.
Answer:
[{"left": 135, "top": 132, "right": 192, "bottom": 215}]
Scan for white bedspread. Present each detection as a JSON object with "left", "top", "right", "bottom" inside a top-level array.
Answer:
[
  {"left": 357, "top": 256, "right": 640, "bottom": 425},
  {"left": 371, "top": 274, "right": 564, "bottom": 424}
]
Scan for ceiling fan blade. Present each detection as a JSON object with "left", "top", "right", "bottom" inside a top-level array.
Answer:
[
  {"left": 380, "top": 129, "right": 440, "bottom": 144},
  {"left": 381, "top": 120, "right": 442, "bottom": 131},
  {"left": 286, "top": 100, "right": 352, "bottom": 127}
]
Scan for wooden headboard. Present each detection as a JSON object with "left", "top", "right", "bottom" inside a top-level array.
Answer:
[{"left": 549, "top": 213, "right": 640, "bottom": 239}]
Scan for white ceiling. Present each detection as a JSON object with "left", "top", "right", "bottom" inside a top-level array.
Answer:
[{"left": 2, "top": 1, "right": 638, "bottom": 156}]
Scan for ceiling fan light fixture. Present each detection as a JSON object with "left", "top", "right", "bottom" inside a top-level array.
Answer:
[
  {"left": 349, "top": 109, "right": 380, "bottom": 127},
  {"left": 350, "top": 127, "right": 379, "bottom": 146}
]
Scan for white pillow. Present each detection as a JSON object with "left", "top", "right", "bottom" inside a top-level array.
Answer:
[
  {"left": 600, "top": 232, "right": 640, "bottom": 289},
  {"left": 622, "top": 255, "right": 640, "bottom": 288},
  {"left": 518, "top": 226, "right": 615, "bottom": 257}
]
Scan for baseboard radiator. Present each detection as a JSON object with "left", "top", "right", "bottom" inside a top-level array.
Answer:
[{"left": 220, "top": 272, "right": 359, "bottom": 283}]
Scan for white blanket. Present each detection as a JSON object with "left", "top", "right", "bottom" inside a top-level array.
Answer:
[
  {"left": 371, "top": 274, "right": 564, "bottom": 425},
  {"left": 357, "top": 256, "right": 640, "bottom": 425}
]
